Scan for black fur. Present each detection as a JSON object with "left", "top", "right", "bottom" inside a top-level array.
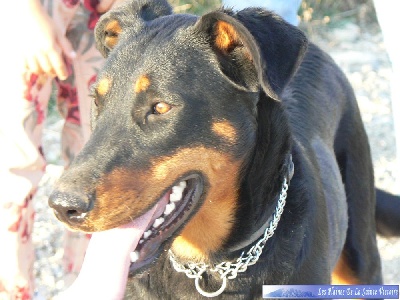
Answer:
[
  {"left": 48, "top": 0, "right": 400, "bottom": 299},
  {"left": 376, "top": 189, "right": 400, "bottom": 236}
]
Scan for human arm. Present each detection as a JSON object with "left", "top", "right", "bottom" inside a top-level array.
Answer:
[{"left": 19, "top": 0, "right": 76, "bottom": 80}]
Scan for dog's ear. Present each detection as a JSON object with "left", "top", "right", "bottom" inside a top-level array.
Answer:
[
  {"left": 95, "top": 0, "right": 173, "bottom": 57},
  {"left": 194, "top": 9, "right": 308, "bottom": 100}
]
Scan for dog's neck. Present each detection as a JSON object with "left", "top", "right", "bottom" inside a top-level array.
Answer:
[
  {"left": 227, "top": 153, "right": 294, "bottom": 253},
  {"left": 168, "top": 154, "right": 294, "bottom": 297}
]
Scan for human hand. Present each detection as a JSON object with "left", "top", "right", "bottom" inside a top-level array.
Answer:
[
  {"left": 96, "top": 0, "right": 127, "bottom": 13},
  {"left": 21, "top": 0, "right": 76, "bottom": 80}
]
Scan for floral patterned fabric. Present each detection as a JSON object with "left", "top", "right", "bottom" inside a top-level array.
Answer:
[{"left": 0, "top": 1, "right": 104, "bottom": 299}]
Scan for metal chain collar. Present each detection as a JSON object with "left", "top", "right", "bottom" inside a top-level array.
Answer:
[{"left": 169, "top": 177, "right": 289, "bottom": 298}]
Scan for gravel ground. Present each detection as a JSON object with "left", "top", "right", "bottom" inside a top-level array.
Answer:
[
  {"left": 32, "top": 21, "right": 400, "bottom": 299},
  {"left": 311, "top": 22, "right": 400, "bottom": 285}
]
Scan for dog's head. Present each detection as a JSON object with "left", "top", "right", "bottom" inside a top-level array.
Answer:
[{"left": 49, "top": 0, "right": 306, "bottom": 276}]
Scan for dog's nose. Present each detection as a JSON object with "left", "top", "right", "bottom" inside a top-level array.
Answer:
[{"left": 48, "top": 191, "right": 93, "bottom": 224}]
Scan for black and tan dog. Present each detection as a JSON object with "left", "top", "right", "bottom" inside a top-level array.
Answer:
[{"left": 49, "top": 0, "right": 400, "bottom": 298}]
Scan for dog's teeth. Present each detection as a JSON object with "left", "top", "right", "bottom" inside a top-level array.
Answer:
[
  {"left": 179, "top": 181, "right": 187, "bottom": 188},
  {"left": 152, "top": 217, "right": 164, "bottom": 228},
  {"left": 130, "top": 251, "right": 139, "bottom": 263},
  {"left": 139, "top": 239, "right": 144, "bottom": 244},
  {"left": 170, "top": 193, "right": 182, "bottom": 202},
  {"left": 172, "top": 185, "right": 184, "bottom": 194},
  {"left": 170, "top": 186, "right": 183, "bottom": 202},
  {"left": 143, "top": 230, "right": 152, "bottom": 239},
  {"left": 164, "top": 202, "right": 176, "bottom": 216}
]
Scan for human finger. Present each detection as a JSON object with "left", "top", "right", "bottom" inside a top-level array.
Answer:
[
  {"left": 47, "top": 50, "right": 68, "bottom": 80},
  {"left": 25, "top": 56, "right": 42, "bottom": 76},
  {"left": 58, "top": 35, "right": 76, "bottom": 61},
  {"left": 36, "top": 52, "right": 54, "bottom": 76}
]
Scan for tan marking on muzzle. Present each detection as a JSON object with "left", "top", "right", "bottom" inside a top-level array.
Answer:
[
  {"left": 134, "top": 75, "right": 151, "bottom": 93},
  {"left": 151, "top": 147, "right": 242, "bottom": 261},
  {"left": 75, "top": 146, "right": 243, "bottom": 262},
  {"left": 212, "top": 120, "right": 237, "bottom": 143},
  {"left": 79, "top": 168, "right": 152, "bottom": 231}
]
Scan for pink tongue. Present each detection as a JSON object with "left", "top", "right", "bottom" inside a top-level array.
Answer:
[{"left": 56, "top": 205, "right": 158, "bottom": 300}]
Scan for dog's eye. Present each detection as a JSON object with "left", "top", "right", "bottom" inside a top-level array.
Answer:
[
  {"left": 93, "top": 97, "right": 99, "bottom": 107},
  {"left": 89, "top": 88, "right": 98, "bottom": 107},
  {"left": 153, "top": 102, "right": 171, "bottom": 115},
  {"left": 88, "top": 93, "right": 98, "bottom": 107}
]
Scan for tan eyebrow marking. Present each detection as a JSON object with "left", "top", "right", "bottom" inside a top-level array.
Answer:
[
  {"left": 212, "top": 120, "right": 237, "bottom": 143},
  {"left": 134, "top": 75, "right": 151, "bottom": 93},
  {"left": 97, "top": 77, "right": 112, "bottom": 96}
]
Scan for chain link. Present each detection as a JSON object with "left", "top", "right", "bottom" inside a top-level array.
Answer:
[{"left": 169, "top": 177, "right": 289, "bottom": 297}]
